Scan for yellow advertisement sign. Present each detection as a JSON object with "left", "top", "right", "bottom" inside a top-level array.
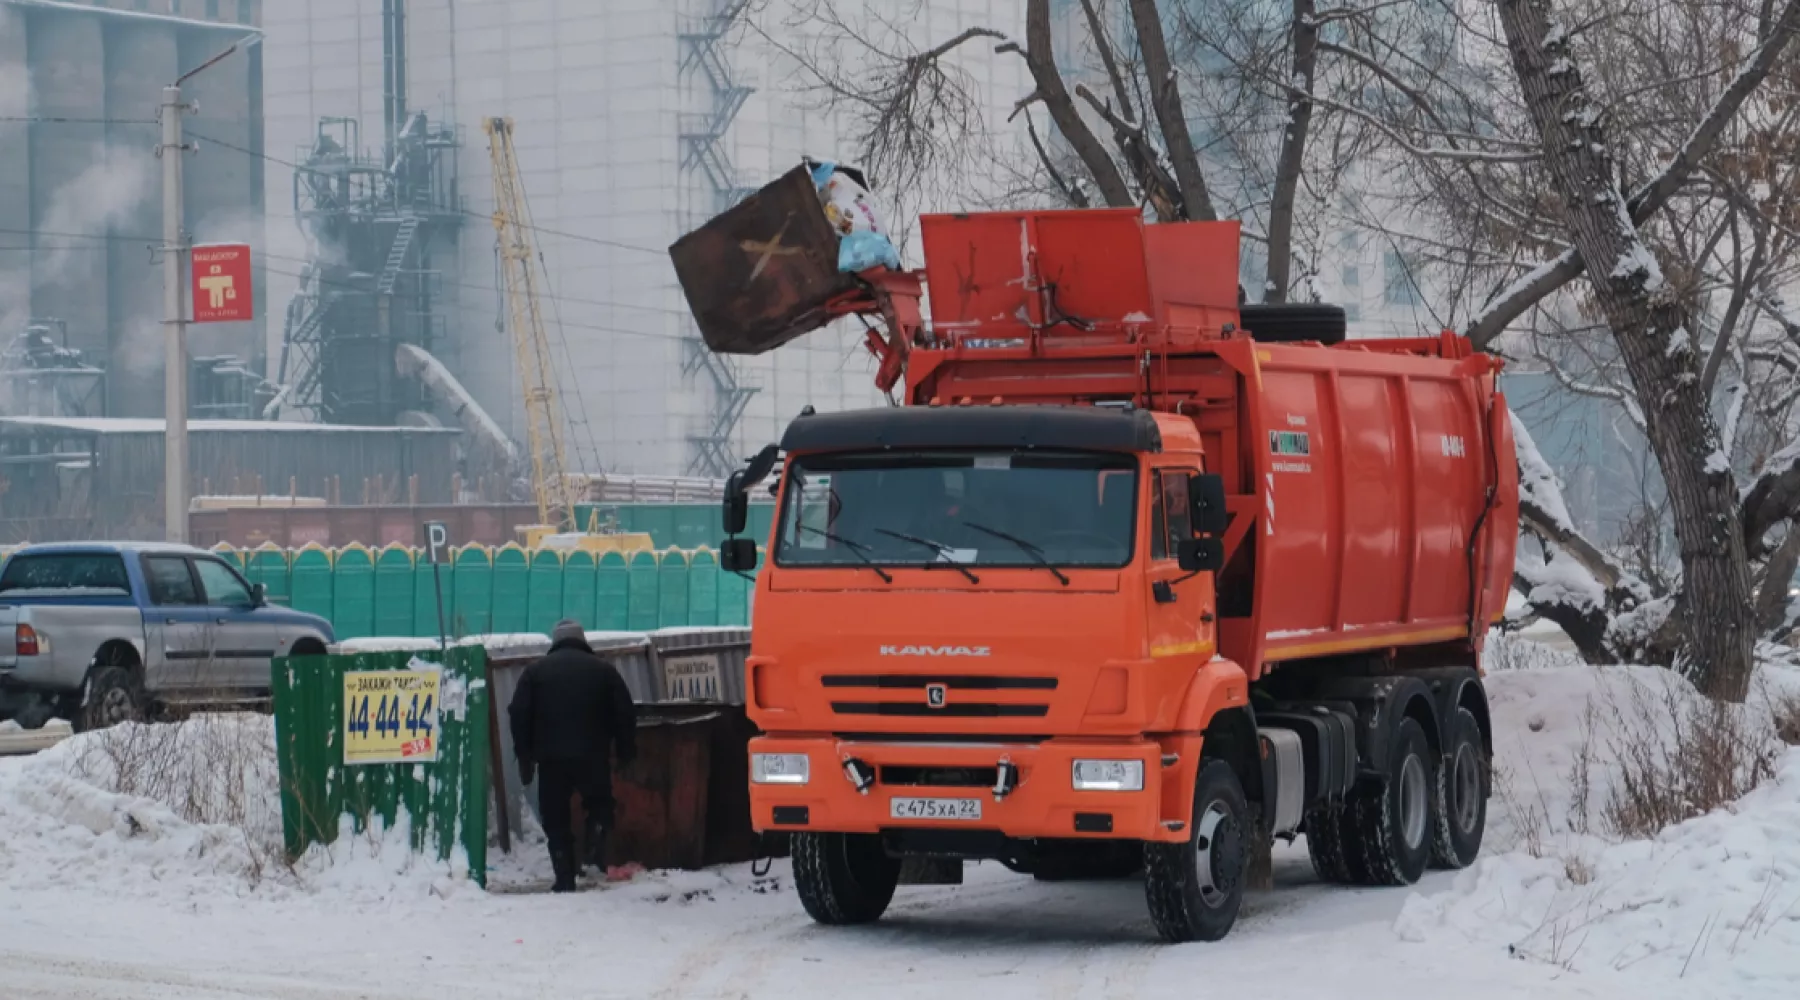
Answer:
[{"left": 342, "top": 669, "right": 441, "bottom": 765}]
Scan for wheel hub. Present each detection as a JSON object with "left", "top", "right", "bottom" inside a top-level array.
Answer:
[
  {"left": 1194, "top": 802, "right": 1243, "bottom": 908},
  {"left": 1452, "top": 744, "right": 1482, "bottom": 834},
  {"left": 1399, "top": 753, "right": 1428, "bottom": 850}
]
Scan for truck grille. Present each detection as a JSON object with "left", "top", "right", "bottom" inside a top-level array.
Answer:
[
  {"left": 820, "top": 674, "right": 1058, "bottom": 690},
  {"left": 831, "top": 701, "right": 1050, "bottom": 718}
]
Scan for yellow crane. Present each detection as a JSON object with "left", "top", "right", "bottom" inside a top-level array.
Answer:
[{"left": 484, "top": 116, "right": 580, "bottom": 534}]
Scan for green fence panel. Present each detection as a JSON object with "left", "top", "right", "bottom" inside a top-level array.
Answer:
[
  {"left": 595, "top": 551, "right": 629, "bottom": 630},
  {"left": 491, "top": 545, "right": 529, "bottom": 634},
  {"left": 246, "top": 546, "right": 292, "bottom": 607},
  {"left": 633, "top": 507, "right": 677, "bottom": 549},
  {"left": 413, "top": 556, "right": 451, "bottom": 638},
  {"left": 526, "top": 548, "right": 564, "bottom": 633},
  {"left": 330, "top": 546, "right": 377, "bottom": 640},
  {"left": 657, "top": 550, "right": 692, "bottom": 628},
  {"left": 452, "top": 547, "right": 493, "bottom": 637},
  {"left": 271, "top": 646, "right": 490, "bottom": 886},
  {"left": 626, "top": 550, "right": 660, "bottom": 631},
  {"left": 560, "top": 550, "right": 597, "bottom": 628},
  {"left": 213, "top": 544, "right": 245, "bottom": 572},
  {"left": 687, "top": 549, "right": 720, "bottom": 626},
  {"left": 749, "top": 504, "right": 777, "bottom": 546},
  {"left": 289, "top": 546, "right": 334, "bottom": 623},
  {"left": 373, "top": 546, "right": 415, "bottom": 638},
  {"left": 718, "top": 555, "right": 752, "bottom": 626}
]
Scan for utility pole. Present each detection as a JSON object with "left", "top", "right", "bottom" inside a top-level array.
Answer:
[
  {"left": 160, "top": 83, "right": 188, "bottom": 544},
  {"left": 160, "top": 33, "right": 260, "bottom": 544}
]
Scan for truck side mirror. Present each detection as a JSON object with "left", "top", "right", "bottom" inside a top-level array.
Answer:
[
  {"left": 722, "top": 471, "right": 750, "bottom": 535},
  {"left": 1177, "top": 537, "right": 1224, "bottom": 573},
  {"left": 1188, "top": 473, "right": 1229, "bottom": 536},
  {"left": 720, "top": 537, "right": 760, "bottom": 573}
]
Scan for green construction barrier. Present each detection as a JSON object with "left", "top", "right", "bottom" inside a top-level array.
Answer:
[
  {"left": 749, "top": 504, "right": 777, "bottom": 546},
  {"left": 719, "top": 553, "right": 753, "bottom": 626},
  {"left": 331, "top": 545, "right": 377, "bottom": 640},
  {"left": 657, "top": 550, "right": 691, "bottom": 628},
  {"left": 526, "top": 548, "right": 564, "bottom": 633},
  {"left": 413, "top": 555, "right": 451, "bottom": 639},
  {"left": 561, "top": 549, "right": 597, "bottom": 629},
  {"left": 688, "top": 549, "right": 720, "bottom": 626},
  {"left": 212, "top": 543, "right": 245, "bottom": 572},
  {"left": 626, "top": 550, "right": 659, "bottom": 632},
  {"left": 289, "top": 545, "right": 334, "bottom": 622},
  {"left": 491, "top": 545, "right": 529, "bottom": 634},
  {"left": 595, "top": 551, "right": 629, "bottom": 630},
  {"left": 452, "top": 546, "right": 494, "bottom": 637},
  {"left": 246, "top": 546, "right": 291, "bottom": 607},
  {"left": 572, "top": 502, "right": 773, "bottom": 550},
  {"left": 271, "top": 646, "right": 489, "bottom": 886},
  {"left": 373, "top": 546, "right": 415, "bottom": 639}
]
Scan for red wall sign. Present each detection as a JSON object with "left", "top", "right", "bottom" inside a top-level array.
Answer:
[{"left": 191, "top": 243, "right": 253, "bottom": 323}]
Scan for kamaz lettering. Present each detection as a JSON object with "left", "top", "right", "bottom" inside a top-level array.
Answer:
[{"left": 878, "top": 645, "right": 991, "bottom": 657}]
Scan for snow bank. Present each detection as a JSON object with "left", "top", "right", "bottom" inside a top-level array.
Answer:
[
  {"left": 1399, "top": 661, "right": 1800, "bottom": 991},
  {"left": 0, "top": 714, "right": 471, "bottom": 906},
  {"left": 1397, "top": 749, "right": 1800, "bottom": 988}
]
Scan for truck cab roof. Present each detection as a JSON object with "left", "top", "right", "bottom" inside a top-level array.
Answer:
[{"left": 779, "top": 403, "right": 1170, "bottom": 455}]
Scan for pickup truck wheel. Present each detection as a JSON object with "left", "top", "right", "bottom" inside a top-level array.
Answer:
[
  {"left": 791, "top": 832, "right": 900, "bottom": 925},
  {"left": 1344, "top": 716, "right": 1434, "bottom": 886},
  {"left": 1143, "top": 759, "right": 1249, "bottom": 943},
  {"left": 79, "top": 666, "right": 146, "bottom": 732},
  {"left": 1431, "top": 707, "right": 1487, "bottom": 870}
]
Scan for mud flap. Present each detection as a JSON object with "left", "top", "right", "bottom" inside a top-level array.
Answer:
[{"left": 897, "top": 857, "right": 964, "bottom": 885}]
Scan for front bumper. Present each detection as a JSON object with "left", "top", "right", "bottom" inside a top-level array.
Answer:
[{"left": 748, "top": 734, "right": 1198, "bottom": 843}]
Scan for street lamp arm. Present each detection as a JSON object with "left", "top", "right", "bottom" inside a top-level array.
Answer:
[{"left": 174, "top": 33, "right": 262, "bottom": 87}]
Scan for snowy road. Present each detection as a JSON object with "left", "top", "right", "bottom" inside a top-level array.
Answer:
[{"left": 0, "top": 848, "right": 1717, "bottom": 1000}]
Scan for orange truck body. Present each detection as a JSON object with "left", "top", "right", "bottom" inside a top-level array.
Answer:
[{"left": 673, "top": 188, "right": 1518, "bottom": 939}]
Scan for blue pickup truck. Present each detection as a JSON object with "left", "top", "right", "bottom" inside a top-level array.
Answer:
[{"left": 0, "top": 542, "right": 334, "bottom": 730}]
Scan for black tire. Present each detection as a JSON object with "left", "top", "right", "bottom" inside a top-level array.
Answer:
[
  {"left": 78, "top": 665, "right": 147, "bottom": 732},
  {"left": 1303, "top": 800, "right": 1354, "bottom": 884},
  {"left": 791, "top": 832, "right": 900, "bottom": 925},
  {"left": 1431, "top": 707, "right": 1488, "bottom": 870},
  {"left": 1144, "top": 759, "right": 1250, "bottom": 943},
  {"left": 1238, "top": 303, "right": 1347, "bottom": 345},
  {"left": 1343, "top": 716, "right": 1434, "bottom": 886}
]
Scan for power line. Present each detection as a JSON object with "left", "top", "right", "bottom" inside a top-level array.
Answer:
[
  {"left": 184, "top": 130, "right": 670, "bottom": 258},
  {"left": 0, "top": 116, "right": 158, "bottom": 125},
  {"left": 0, "top": 225, "right": 695, "bottom": 322}
]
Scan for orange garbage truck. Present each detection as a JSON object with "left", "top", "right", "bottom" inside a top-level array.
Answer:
[{"left": 670, "top": 166, "right": 1519, "bottom": 942}]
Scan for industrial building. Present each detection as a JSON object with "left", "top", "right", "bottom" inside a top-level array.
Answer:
[
  {"left": 258, "top": 0, "right": 1032, "bottom": 478},
  {"left": 0, "top": 0, "right": 268, "bottom": 419}
]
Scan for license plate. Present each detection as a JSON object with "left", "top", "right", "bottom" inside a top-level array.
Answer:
[{"left": 889, "top": 797, "right": 982, "bottom": 821}]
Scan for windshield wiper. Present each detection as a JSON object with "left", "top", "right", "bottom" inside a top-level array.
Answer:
[
  {"left": 871, "top": 528, "right": 980, "bottom": 583},
  {"left": 960, "top": 521, "right": 1071, "bottom": 586},
  {"left": 793, "top": 523, "right": 892, "bottom": 583}
]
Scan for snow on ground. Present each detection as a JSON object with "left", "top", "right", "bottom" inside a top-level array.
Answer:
[{"left": 1, "top": 646, "right": 1796, "bottom": 998}]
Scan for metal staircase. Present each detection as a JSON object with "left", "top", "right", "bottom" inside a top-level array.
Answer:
[
  {"left": 679, "top": 0, "right": 759, "bottom": 477},
  {"left": 375, "top": 217, "right": 420, "bottom": 297}
]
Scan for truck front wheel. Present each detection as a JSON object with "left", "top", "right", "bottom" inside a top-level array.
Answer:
[
  {"left": 791, "top": 832, "right": 900, "bottom": 925},
  {"left": 1144, "top": 759, "right": 1249, "bottom": 943},
  {"left": 79, "top": 666, "right": 146, "bottom": 732}
]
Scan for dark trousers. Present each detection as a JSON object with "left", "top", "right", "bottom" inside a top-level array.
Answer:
[{"left": 537, "top": 759, "right": 613, "bottom": 880}]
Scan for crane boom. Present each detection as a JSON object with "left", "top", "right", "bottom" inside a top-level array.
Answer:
[{"left": 484, "top": 117, "right": 578, "bottom": 528}]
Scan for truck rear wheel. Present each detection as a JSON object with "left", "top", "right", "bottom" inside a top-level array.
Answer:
[
  {"left": 1303, "top": 801, "right": 1355, "bottom": 884},
  {"left": 791, "top": 832, "right": 900, "bottom": 925},
  {"left": 1344, "top": 716, "right": 1434, "bottom": 886},
  {"left": 1431, "top": 707, "right": 1487, "bottom": 869},
  {"left": 1144, "top": 760, "right": 1249, "bottom": 943},
  {"left": 79, "top": 666, "right": 146, "bottom": 732}
]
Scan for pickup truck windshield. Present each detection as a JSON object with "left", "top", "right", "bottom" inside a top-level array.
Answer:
[
  {"left": 775, "top": 450, "right": 1137, "bottom": 569},
  {"left": 0, "top": 553, "right": 131, "bottom": 595}
]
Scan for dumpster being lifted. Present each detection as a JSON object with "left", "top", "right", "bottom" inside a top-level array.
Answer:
[{"left": 670, "top": 169, "right": 1518, "bottom": 943}]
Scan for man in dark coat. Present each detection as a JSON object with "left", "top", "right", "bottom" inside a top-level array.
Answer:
[{"left": 509, "top": 619, "right": 638, "bottom": 892}]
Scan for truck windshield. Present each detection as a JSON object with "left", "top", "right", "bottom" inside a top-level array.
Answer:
[
  {"left": 775, "top": 450, "right": 1137, "bottom": 570},
  {"left": 0, "top": 553, "right": 131, "bottom": 596}
]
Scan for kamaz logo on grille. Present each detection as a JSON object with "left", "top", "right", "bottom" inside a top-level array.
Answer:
[
  {"left": 879, "top": 645, "right": 991, "bottom": 657},
  {"left": 926, "top": 683, "right": 949, "bottom": 708}
]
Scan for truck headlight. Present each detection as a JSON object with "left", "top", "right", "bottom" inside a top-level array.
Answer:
[
  {"left": 751, "top": 753, "right": 810, "bottom": 785},
  {"left": 1072, "top": 759, "right": 1144, "bottom": 792}
]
